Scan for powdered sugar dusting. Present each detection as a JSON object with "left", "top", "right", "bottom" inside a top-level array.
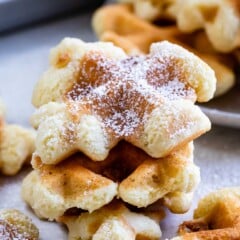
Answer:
[
  {"left": 104, "top": 110, "right": 141, "bottom": 136},
  {"left": 0, "top": 220, "right": 26, "bottom": 240},
  {"left": 66, "top": 49, "right": 196, "bottom": 137},
  {"left": 0, "top": 209, "right": 38, "bottom": 240},
  {"left": 159, "top": 78, "right": 191, "bottom": 100}
]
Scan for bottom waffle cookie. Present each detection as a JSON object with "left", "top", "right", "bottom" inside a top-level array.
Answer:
[
  {"left": 172, "top": 187, "right": 240, "bottom": 240},
  {"left": 58, "top": 199, "right": 164, "bottom": 240},
  {"left": 22, "top": 141, "right": 200, "bottom": 220},
  {"left": 0, "top": 209, "right": 39, "bottom": 240}
]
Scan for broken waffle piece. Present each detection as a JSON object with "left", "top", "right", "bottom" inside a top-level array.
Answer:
[
  {"left": 93, "top": 3, "right": 235, "bottom": 97},
  {"left": 31, "top": 37, "right": 215, "bottom": 165},
  {"left": 58, "top": 200, "right": 163, "bottom": 240},
  {"left": 21, "top": 142, "right": 199, "bottom": 220},
  {"left": 0, "top": 125, "right": 36, "bottom": 175},
  {"left": 172, "top": 187, "right": 240, "bottom": 240},
  {"left": 0, "top": 209, "right": 39, "bottom": 240},
  {"left": 0, "top": 100, "right": 35, "bottom": 175}
]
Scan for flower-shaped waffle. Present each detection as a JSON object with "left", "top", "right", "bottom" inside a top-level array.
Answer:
[
  {"left": 92, "top": 3, "right": 235, "bottom": 97},
  {"left": 168, "top": 0, "right": 240, "bottom": 53},
  {"left": 31, "top": 38, "right": 215, "bottom": 164},
  {"left": 0, "top": 209, "right": 39, "bottom": 240},
  {"left": 172, "top": 187, "right": 240, "bottom": 240},
  {"left": 58, "top": 199, "right": 164, "bottom": 240},
  {"left": 120, "top": 0, "right": 240, "bottom": 53},
  {"left": 21, "top": 141, "right": 199, "bottom": 220},
  {"left": 0, "top": 101, "right": 36, "bottom": 175}
]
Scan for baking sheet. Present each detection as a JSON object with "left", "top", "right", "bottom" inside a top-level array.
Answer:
[
  {"left": 201, "top": 85, "right": 240, "bottom": 128},
  {"left": 0, "top": 5, "right": 240, "bottom": 240},
  {"left": 0, "top": 0, "right": 105, "bottom": 33}
]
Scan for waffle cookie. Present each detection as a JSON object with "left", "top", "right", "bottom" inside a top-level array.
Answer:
[
  {"left": 0, "top": 98, "right": 5, "bottom": 118},
  {"left": 120, "top": 0, "right": 240, "bottom": 53},
  {"left": 172, "top": 187, "right": 240, "bottom": 240},
  {"left": 22, "top": 141, "right": 199, "bottom": 220},
  {"left": 119, "top": 0, "right": 175, "bottom": 21},
  {"left": 58, "top": 199, "right": 164, "bottom": 240},
  {"left": 92, "top": 3, "right": 238, "bottom": 97},
  {"left": 0, "top": 100, "right": 35, "bottom": 175},
  {"left": 31, "top": 38, "right": 215, "bottom": 165},
  {"left": 0, "top": 209, "right": 39, "bottom": 240}
]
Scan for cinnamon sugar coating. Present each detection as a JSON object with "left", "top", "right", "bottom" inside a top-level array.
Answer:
[
  {"left": 21, "top": 142, "right": 199, "bottom": 220},
  {"left": 31, "top": 38, "right": 215, "bottom": 164}
]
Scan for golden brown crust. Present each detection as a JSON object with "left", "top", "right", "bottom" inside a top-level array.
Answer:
[
  {"left": 174, "top": 188, "right": 240, "bottom": 240},
  {"left": 22, "top": 154, "right": 117, "bottom": 219},
  {"left": 0, "top": 209, "right": 39, "bottom": 240},
  {"left": 33, "top": 155, "right": 117, "bottom": 199},
  {"left": 22, "top": 142, "right": 199, "bottom": 219}
]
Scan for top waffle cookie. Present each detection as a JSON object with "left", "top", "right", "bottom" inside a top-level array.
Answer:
[{"left": 31, "top": 38, "right": 216, "bottom": 164}]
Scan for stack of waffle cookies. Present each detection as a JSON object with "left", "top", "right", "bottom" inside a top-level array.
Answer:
[
  {"left": 22, "top": 37, "right": 216, "bottom": 239},
  {"left": 93, "top": 0, "right": 240, "bottom": 97}
]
